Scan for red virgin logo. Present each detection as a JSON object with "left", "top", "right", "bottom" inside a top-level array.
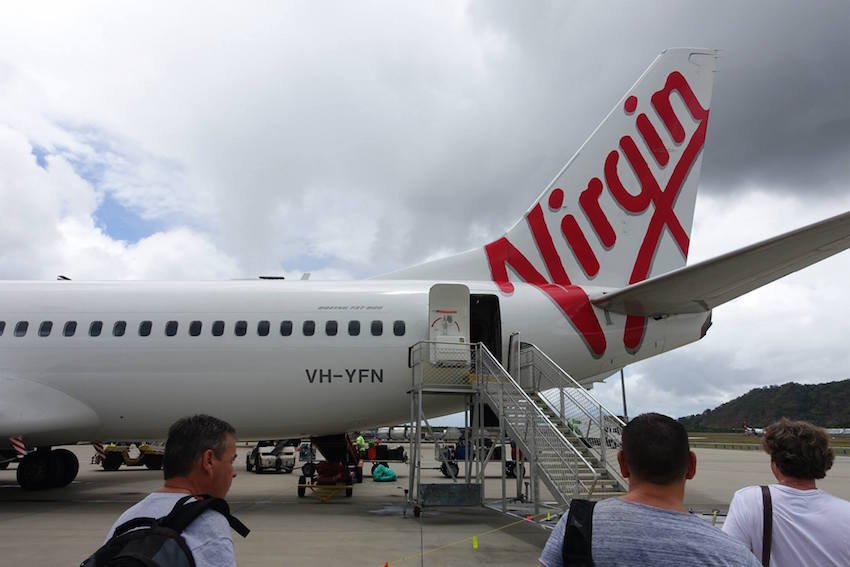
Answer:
[{"left": 485, "top": 71, "right": 710, "bottom": 357}]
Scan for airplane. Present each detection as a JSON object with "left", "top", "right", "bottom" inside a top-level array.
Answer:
[{"left": 1, "top": 48, "right": 848, "bottom": 491}]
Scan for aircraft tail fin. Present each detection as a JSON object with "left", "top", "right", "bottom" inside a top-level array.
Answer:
[{"left": 379, "top": 48, "right": 718, "bottom": 287}]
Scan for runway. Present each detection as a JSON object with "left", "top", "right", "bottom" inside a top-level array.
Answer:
[{"left": 1, "top": 445, "right": 848, "bottom": 566}]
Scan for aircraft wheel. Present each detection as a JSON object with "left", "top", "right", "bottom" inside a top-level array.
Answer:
[
  {"left": 297, "top": 476, "right": 307, "bottom": 497},
  {"left": 17, "top": 452, "right": 51, "bottom": 490},
  {"left": 102, "top": 452, "right": 123, "bottom": 471},
  {"left": 50, "top": 448, "right": 79, "bottom": 487},
  {"left": 439, "top": 462, "right": 459, "bottom": 478},
  {"left": 301, "top": 462, "right": 315, "bottom": 477}
]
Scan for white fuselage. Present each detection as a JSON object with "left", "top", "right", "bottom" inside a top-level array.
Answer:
[{"left": 0, "top": 280, "right": 709, "bottom": 446}]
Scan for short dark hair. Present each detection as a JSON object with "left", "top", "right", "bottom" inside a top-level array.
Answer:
[
  {"left": 763, "top": 418, "right": 834, "bottom": 480},
  {"left": 163, "top": 414, "right": 236, "bottom": 479},
  {"left": 621, "top": 413, "right": 690, "bottom": 485}
]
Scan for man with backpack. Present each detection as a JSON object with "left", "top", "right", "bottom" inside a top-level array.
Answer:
[
  {"left": 538, "top": 413, "right": 759, "bottom": 567},
  {"left": 84, "top": 414, "right": 248, "bottom": 566}
]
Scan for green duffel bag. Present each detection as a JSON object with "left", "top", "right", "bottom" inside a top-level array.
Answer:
[{"left": 372, "top": 464, "right": 397, "bottom": 482}]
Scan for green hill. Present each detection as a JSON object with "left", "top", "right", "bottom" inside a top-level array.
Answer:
[{"left": 679, "top": 379, "right": 850, "bottom": 431}]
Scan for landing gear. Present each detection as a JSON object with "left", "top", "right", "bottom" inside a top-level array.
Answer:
[
  {"left": 50, "top": 448, "right": 79, "bottom": 487},
  {"left": 17, "top": 448, "right": 80, "bottom": 490}
]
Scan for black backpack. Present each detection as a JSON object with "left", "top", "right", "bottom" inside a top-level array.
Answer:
[{"left": 81, "top": 495, "right": 250, "bottom": 567}]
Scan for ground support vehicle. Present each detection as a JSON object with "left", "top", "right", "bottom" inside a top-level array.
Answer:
[
  {"left": 93, "top": 442, "right": 164, "bottom": 471},
  {"left": 246, "top": 440, "right": 296, "bottom": 474}
]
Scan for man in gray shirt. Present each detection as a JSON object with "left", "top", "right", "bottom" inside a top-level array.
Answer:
[
  {"left": 539, "top": 413, "right": 759, "bottom": 567},
  {"left": 105, "top": 414, "right": 241, "bottom": 567}
]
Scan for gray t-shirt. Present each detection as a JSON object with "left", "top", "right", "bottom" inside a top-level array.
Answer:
[
  {"left": 106, "top": 492, "right": 235, "bottom": 567},
  {"left": 539, "top": 498, "right": 760, "bottom": 567}
]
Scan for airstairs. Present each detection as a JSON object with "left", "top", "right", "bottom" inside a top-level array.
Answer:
[
  {"left": 407, "top": 340, "right": 627, "bottom": 516},
  {"left": 515, "top": 341, "right": 628, "bottom": 500}
]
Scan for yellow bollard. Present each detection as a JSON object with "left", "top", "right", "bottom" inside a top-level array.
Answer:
[{"left": 472, "top": 535, "right": 478, "bottom": 550}]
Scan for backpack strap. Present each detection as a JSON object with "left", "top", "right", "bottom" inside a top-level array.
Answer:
[
  {"left": 203, "top": 497, "right": 251, "bottom": 538},
  {"left": 761, "top": 486, "right": 772, "bottom": 567},
  {"left": 160, "top": 495, "right": 250, "bottom": 538},
  {"left": 110, "top": 516, "right": 159, "bottom": 539},
  {"left": 562, "top": 499, "right": 596, "bottom": 567}
]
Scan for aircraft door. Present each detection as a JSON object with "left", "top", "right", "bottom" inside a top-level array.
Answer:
[
  {"left": 470, "top": 294, "right": 502, "bottom": 362},
  {"left": 428, "top": 284, "right": 470, "bottom": 366}
]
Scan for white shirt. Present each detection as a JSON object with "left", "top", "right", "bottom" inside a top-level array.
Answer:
[
  {"left": 723, "top": 484, "right": 850, "bottom": 567},
  {"left": 107, "top": 492, "right": 236, "bottom": 567}
]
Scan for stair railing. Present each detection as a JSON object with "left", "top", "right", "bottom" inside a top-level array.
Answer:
[
  {"left": 473, "top": 343, "right": 598, "bottom": 503},
  {"left": 519, "top": 343, "right": 627, "bottom": 488}
]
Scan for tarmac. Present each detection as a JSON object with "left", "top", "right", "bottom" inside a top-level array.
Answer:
[{"left": 1, "top": 444, "right": 849, "bottom": 566}]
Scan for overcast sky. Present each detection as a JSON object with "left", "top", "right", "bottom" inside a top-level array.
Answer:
[{"left": 0, "top": 1, "right": 848, "bottom": 421}]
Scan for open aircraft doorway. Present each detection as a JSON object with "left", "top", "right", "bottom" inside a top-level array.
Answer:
[{"left": 470, "top": 294, "right": 502, "bottom": 363}]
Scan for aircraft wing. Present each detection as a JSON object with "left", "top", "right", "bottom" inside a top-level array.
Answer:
[{"left": 591, "top": 211, "right": 850, "bottom": 316}]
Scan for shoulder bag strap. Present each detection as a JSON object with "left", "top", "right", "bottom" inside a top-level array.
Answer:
[
  {"left": 760, "top": 485, "right": 772, "bottom": 567},
  {"left": 562, "top": 499, "right": 596, "bottom": 567}
]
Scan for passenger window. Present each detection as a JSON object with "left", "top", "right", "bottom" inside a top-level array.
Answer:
[
  {"left": 303, "top": 320, "right": 315, "bottom": 336},
  {"left": 257, "top": 320, "right": 270, "bottom": 337},
  {"left": 326, "top": 320, "right": 338, "bottom": 336},
  {"left": 393, "top": 320, "right": 406, "bottom": 337},
  {"left": 139, "top": 320, "right": 152, "bottom": 337},
  {"left": 0, "top": 321, "right": 5, "bottom": 336},
  {"left": 280, "top": 320, "right": 293, "bottom": 336},
  {"left": 64, "top": 321, "right": 77, "bottom": 337},
  {"left": 14, "top": 321, "right": 28, "bottom": 337},
  {"left": 212, "top": 320, "right": 225, "bottom": 336},
  {"left": 165, "top": 321, "right": 178, "bottom": 337},
  {"left": 39, "top": 321, "right": 53, "bottom": 337},
  {"left": 89, "top": 321, "right": 103, "bottom": 337},
  {"left": 348, "top": 321, "right": 360, "bottom": 336},
  {"left": 371, "top": 320, "right": 383, "bottom": 336},
  {"left": 189, "top": 321, "right": 202, "bottom": 337},
  {"left": 113, "top": 321, "right": 126, "bottom": 337},
  {"left": 235, "top": 320, "right": 247, "bottom": 337}
]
